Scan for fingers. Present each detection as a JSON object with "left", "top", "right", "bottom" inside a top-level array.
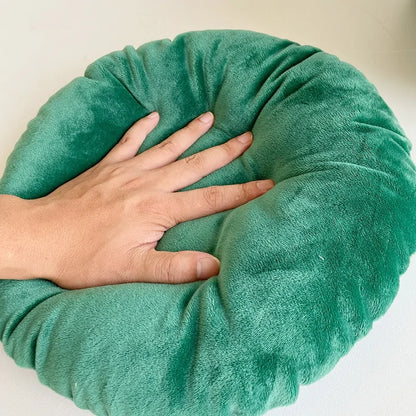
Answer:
[
  {"left": 100, "top": 111, "right": 160, "bottom": 165},
  {"left": 150, "top": 131, "right": 254, "bottom": 192},
  {"left": 137, "top": 249, "right": 221, "bottom": 284},
  {"left": 130, "top": 111, "right": 215, "bottom": 171},
  {"left": 166, "top": 180, "right": 275, "bottom": 225}
]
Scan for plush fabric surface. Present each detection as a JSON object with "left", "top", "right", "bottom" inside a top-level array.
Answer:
[{"left": 1, "top": 29, "right": 415, "bottom": 416}]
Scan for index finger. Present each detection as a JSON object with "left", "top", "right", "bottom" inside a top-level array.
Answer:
[{"left": 100, "top": 111, "right": 159, "bottom": 166}]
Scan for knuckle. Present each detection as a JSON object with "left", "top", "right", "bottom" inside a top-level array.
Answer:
[
  {"left": 120, "top": 133, "right": 132, "bottom": 144},
  {"left": 168, "top": 195, "right": 185, "bottom": 224},
  {"left": 152, "top": 255, "right": 165, "bottom": 282},
  {"left": 222, "top": 140, "right": 238, "bottom": 159},
  {"left": 136, "top": 194, "right": 163, "bottom": 215},
  {"left": 188, "top": 118, "right": 203, "bottom": 130},
  {"left": 153, "top": 253, "right": 177, "bottom": 284},
  {"left": 184, "top": 152, "right": 202, "bottom": 166},
  {"left": 107, "top": 164, "right": 125, "bottom": 178},
  {"left": 134, "top": 194, "right": 174, "bottom": 229},
  {"left": 241, "top": 182, "right": 253, "bottom": 199},
  {"left": 157, "top": 139, "right": 177, "bottom": 154},
  {"left": 164, "top": 254, "right": 177, "bottom": 284},
  {"left": 124, "top": 171, "right": 156, "bottom": 191},
  {"left": 183, "top": 123, "right": 198, "bottom": 136},
  {"left": 120, "top": 178, "right": 139, "bottom": 192},
  {"left": 185, "top": 116, "right": 208, "bottom": 135},
  {"left": 233, "top": 182, "right": 251, "bottom": 204},
  {"left": 90, "top": 165, "right": 110, "bottom": 182},
  {"left": 203, "top": 186, "right": 223, "bottom": 210}
]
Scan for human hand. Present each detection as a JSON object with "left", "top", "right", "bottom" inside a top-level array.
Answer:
[{"left": 20, "top": 111, "right": 274, "bottom": 289}]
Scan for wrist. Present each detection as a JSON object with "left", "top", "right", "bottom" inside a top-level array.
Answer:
[{"left": 0, "top": 194, "right": 50, "bottom": 280}]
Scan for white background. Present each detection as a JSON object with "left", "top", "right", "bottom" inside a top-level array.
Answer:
[{"left": 0, "top": 0, "right": 415, "bottom": 415}]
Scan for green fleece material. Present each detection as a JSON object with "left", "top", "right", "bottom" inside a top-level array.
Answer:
[{"left": 0, "top": 29, "right": 415, "bottom": 416}]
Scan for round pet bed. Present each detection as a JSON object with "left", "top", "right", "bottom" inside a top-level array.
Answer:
[{"left": 0, "top": 29, "right": 415, "bottom": 416}]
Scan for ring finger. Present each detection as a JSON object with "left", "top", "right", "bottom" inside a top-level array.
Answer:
[{"left": 150, "top": 131, "right": 253, "bottom": 192}]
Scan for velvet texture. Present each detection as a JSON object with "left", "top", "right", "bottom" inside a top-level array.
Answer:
[{"left": 1, "top": 29, "right": 415, "bottom": 416}]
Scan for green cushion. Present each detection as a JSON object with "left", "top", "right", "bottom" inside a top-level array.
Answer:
[{"left": 1, "top": 29, "right": 415, "bottom": 416}]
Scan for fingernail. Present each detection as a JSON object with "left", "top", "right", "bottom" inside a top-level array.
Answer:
[
  {"left": 237, "top": 132, "right": 252, "bottom": 144},
  {"left": 147, "top": 111, "right": 159, "bottom": 119},
  {"left": 197, "top": 257, "right": 220, "bottom": 279},
  {"left": 256, "top": 180, "right": 274, "bottom": 191},
  {"left": 198, "top": 112, "right": 213, "bottom": 123}
]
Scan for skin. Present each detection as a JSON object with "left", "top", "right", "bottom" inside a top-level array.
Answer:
[{"left": 0, "top": 111, "right": 274, "bottom": 289}]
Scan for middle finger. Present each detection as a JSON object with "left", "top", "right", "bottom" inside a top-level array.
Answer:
[{"left": 151, "top": 131, "right": 253, "bottom": 192}]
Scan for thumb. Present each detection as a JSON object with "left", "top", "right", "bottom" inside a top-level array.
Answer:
[{"left": 140, "top": 249, "right": 221, "bottom": 284}]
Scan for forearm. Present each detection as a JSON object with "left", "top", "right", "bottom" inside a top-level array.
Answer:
[{"left": 0, "top": 194, "right": 43, "bottom": 280}]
